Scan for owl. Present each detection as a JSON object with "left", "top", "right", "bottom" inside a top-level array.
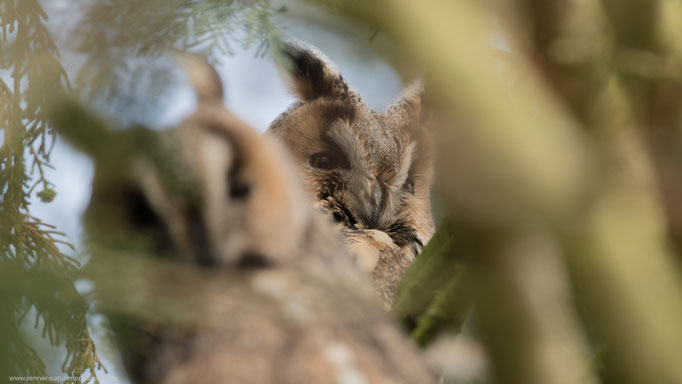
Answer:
[
  {"left": 268, "top": 42, "right": 435, "bottom": 308},
  {"left": 69, "top": 55, "right": 436, "bottom": 384}
]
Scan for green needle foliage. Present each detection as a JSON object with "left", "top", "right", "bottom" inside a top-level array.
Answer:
[
  {"left": 74, "top": 0, "right": 285, "bottom": 96},
  {"left": 393, "top": 218, "right": 471, "bottom": 346},
  {"left": 0, "top": 0, "right": 105, "bottom": 382}
]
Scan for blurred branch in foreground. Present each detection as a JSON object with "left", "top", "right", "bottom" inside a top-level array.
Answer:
[
  {"left": 509, "top": 2, "right": 682, "bottom": 383},
  {"left": 316, "top": 0, "right": 682, "bottom": 383}
]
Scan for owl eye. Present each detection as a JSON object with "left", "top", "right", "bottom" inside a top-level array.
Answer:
[
  {"left": 310, "top": 153, "right": 336, "bottom": 170},
  {"left": 309, "top": 145, "right": 350, "bottom": 170},
  {"left": 229, "top": 181, "right": 251, "bottom": 199},
  {"left": 226, "top": 165, "right": 251, "bottom": 200}
]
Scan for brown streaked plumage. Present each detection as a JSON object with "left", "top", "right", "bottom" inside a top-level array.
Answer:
[
  {"left": 268, "top": 42, "right": 435, "bottom": 307},
  {"left": 80, "top": 54, "right": 435, "bottom": 384}
]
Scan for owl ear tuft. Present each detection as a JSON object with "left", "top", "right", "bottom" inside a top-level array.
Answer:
[
  {"left": 174, "top": 52, "right": 225, "bottom": 104},
  {"left": 387, "top": 80, "right": 425, "bottom": 123},
  {"left": 278, "top": 41, "right": 355, "bottom": 101}
]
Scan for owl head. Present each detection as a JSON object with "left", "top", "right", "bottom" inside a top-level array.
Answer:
[
  {"left": 268, "top": 42, "right": 435, "bottom": 251},
  {"left": 153, "top": 54, "right": 321, "bottom": 267},
  {"left": 74, "top": 54, "right": 319, "bottom": 270}
]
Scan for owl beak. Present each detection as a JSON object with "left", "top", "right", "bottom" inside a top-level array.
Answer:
[{"left": 364, "top": 180, "right": 385, "bottom": 228}]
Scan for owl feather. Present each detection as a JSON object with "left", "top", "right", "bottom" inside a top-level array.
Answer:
[{"left": 269, "top": 42, "right": 435, "bottom": 308}]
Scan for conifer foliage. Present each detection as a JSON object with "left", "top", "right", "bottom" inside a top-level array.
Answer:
[{"left": 1, "top": 0, "right": 102, "bottom": 381}]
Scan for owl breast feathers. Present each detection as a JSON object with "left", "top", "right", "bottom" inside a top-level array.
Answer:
[{"left": 268, "top": 42, "right": 435, "bottom": 307}]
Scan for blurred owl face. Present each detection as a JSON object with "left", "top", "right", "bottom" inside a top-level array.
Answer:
[
  {"left": 83, "top": 55, "right": 317, "bottom": 270},
  {"left": 268, "top": 43, "right": 434, "bottom": 248}
]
